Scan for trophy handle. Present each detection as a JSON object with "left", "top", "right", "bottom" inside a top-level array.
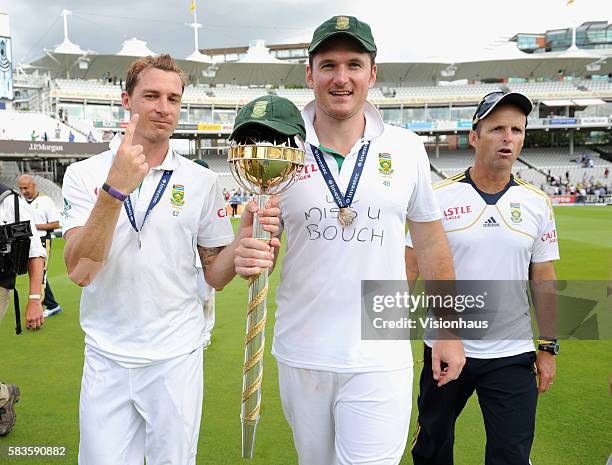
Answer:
[
  {"left": 252, "top": 194, "right": 271, "bottom": 242},
  {"left": 241, "top": 193, "right": 271, "bottom": 458}
]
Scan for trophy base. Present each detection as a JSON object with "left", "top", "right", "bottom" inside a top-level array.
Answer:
[{"left": 241, "top": 419, "right": 258, "bottom": 459}]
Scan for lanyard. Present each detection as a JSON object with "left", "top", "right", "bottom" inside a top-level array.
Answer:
[
  {"left": 311, "top": 142, "right": 370, "bottom": 209},
  {"left": 123, "top": 170, "right": 173, "bottom": 239}
]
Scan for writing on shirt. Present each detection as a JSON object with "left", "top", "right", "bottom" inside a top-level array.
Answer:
[
  {"left": 540, "top": 230, "right": 557, "bottom": 244},
  {"left": 296, "top": 163, "right": 319, "bottom": 182},
  {"left": 303, "top": 196, "right": 385, "bottom": 246},
  {"left": 444, "top": 205, "right": 472, "bottom": 220}
]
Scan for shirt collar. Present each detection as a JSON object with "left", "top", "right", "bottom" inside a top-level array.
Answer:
[
  {"left": 301, "top": 100, "right": 385, "bottom": 148},
  {"left": 108, "top": 134, "right": 179, "bottom": 171}
]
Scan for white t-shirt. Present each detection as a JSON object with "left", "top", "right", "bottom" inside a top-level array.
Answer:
[
  {"left": 272, "top": 101, "right": 441, "bottom": 373},
  {"left": 26, "top": 194, "right": 59, "bottom": 238},
  {"left": 62, "top": 135, "right": 234, "bottom": 366},
  {"left": 406, "top": 169, "right": 560, "bottom": 358}
]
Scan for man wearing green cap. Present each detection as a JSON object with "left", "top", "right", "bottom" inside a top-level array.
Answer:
[{"left": 235, "top": 16, "right": 463, "bottom": 465}]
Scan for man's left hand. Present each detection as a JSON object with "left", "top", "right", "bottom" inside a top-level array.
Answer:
[
  {"left": 25, "top": 299, "right": 44, "bottom": 331},
  {"left": 237, "top": 196, "right": 281, "bottom": 240},
  {"left": 536, "top": 351, "right": 556, "bottom": 394}
]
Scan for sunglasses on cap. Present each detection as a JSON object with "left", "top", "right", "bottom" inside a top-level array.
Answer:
[{"left": 472, "top": 91, "right": 533, "bottom": 129}]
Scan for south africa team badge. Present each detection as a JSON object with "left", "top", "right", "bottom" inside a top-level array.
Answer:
[
  {"left": 378, "top": 153, "right": 393, "bottom": 187},
  {"left": 378, "top": 153, "right": 393, "bottom": 175},
  {"left": 171, "top": 184, "right": 185, "bottom": 207},
  {"left": 510, "top": 202, "right": 522, "bottom": 224}
]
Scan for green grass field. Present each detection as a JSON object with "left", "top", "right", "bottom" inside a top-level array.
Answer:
[{"left": 1, "top": 206, "right": 611, "bottom": 465}]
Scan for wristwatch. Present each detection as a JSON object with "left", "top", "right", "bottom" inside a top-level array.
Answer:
[
  {"left": 537, "top": 337, "right": 560, "bottom": 355},
  {"left": 102, "top": 183, "right": 128, "bottom": 202}
]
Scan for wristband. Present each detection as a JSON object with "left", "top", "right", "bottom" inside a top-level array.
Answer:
[
  {"left": 102, "top": 183, "right": 128, "bottom": 202},
  {"left": 28, "top": 294, "right": 41, "bottom": 300}
]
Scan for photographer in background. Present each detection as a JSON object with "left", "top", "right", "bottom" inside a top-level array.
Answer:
[
  {"left": 0, "top": 183, "right": 47, "bottom": 436},
  {"left": 18, "top": 175, "right": 62, "bottom": 317}
]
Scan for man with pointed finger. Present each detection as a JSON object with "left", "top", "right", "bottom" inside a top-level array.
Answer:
[{"left": 61, "top": 54, "right": 280, "bottom": 465}]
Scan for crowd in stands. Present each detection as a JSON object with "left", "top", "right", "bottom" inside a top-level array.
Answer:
[{"left": 540, "top": 165, "right": 610, "bottom": 198}]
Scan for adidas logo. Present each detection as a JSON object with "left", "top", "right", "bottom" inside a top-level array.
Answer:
[{"left": 483, "top": 216, "right": 499, "bottom": 227}]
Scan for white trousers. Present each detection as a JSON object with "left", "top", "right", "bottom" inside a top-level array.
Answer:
[
  {"left": 78, "top": 347, "right": 203, "bottom": 465},
  {"left": 278, "top": 362, "right": 413, "bottom": 465}
]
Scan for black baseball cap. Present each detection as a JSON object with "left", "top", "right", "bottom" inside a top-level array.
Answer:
[
  {"left": 230, "top": 95, "right": 306, "bottom": 142},
  {"left": 472, "top": 91, "right": 533, "bottom": 129},
  {"left": 309, "top": 16, "right": 377, "bottom": 55}
]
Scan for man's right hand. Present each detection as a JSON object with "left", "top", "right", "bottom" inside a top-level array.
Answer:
[{"left": 105, "top": 114, "right": 149, "bottom": 195}]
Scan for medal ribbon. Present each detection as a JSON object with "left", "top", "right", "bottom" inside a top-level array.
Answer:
[
  {"left": 311, "top": 142, "right": 370, "bottom": 209},
  {"left": 123, "top": 170, "right": 173, "bottom": 233}
]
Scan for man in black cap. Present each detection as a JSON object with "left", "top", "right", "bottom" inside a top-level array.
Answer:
[
  {"left": 236, "top": 16, "right": 463, "bottom": 465},
  {"left": 406, "top": 91, "right": 559, "bottom": 465}
]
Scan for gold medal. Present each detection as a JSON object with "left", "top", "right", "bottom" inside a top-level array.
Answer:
[{"left": 338, "top": 207, "right": 356, "bottom": 227}]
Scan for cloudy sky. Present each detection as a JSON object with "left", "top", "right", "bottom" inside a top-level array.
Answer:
[{"left": 1, "top": 0, "right": 611, "bottom": 64}]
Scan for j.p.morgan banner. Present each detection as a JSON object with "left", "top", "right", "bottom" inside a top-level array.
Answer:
[{"left": 0, "top": 140, "right": 108, "bottom": 156}]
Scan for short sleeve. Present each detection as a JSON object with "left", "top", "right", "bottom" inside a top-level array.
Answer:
[
  {"left": 406, "top": 138, "right": 442, "bottom": 223},
  {"left": 531, "top": 197, "right": 560, "bottom": 263},
  {"left": 44, "top": 197, "right": 60, "bottom": 224},
  {"left": 61, "top": 164, "right": 95, "bottom": 234},
  {"left": 197, "top": 174, "right": 234, "bottom": 248}
]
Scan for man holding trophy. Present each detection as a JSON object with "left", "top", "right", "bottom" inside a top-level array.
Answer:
[
  {"left": 62, "top": 54, "right": 281, "bottom": 465},
  {"left": 235, "top": 15, "right": 464, "bottom": 465}
]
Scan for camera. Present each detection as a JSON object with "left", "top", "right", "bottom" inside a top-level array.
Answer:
[{"left": 0, "top": 220, "right": 32, "bottom": 289}]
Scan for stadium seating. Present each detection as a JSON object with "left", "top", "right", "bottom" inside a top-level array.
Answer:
[
  {"left": 49, "top": 78, "right": 612, "bottom": 108},
  {"left": 422, "top": 147, "right": 612, "bottom": 187},
  {"left": 0, "top": 111, "right": 87, "bottom": 142},
  {"left": 52, "top": 79, "right": 122, "bottom": 102},
  {"left": 0, "top": 161, "right": 63, "bottom": 211}
]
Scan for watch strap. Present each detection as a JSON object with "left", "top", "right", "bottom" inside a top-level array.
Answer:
[{"left": 537, "top": 339, "right": 559, "bottom": 355}]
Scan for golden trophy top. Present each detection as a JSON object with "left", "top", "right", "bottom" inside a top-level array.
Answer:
[
  {"left": 227, "top": 95, "right": 307, "bottom": 196},
  {"left": 228, "top": 142, "right": 305, "bottom": 195}
]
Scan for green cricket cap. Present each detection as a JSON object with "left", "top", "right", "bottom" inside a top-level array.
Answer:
[
  {"left": 308, "top": 15, "right": 377, "bottom": 55},
  {"left": 230, "top": 95, "right": 306, "bottom": 142}
]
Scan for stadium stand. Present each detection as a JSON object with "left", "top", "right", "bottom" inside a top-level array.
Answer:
[
  {"left": 3, "top": 18, "right": 611, "bottom": 212},
  {"left": 423, "top": 147, "right": 611, "bottom": 189},
  {"left": 0, "top": 111, "right": 87, "bottom": 142},
  {"left": 0, "top": 161, "right": 63, "bottom": 211},
  {"left": 47, "top": 79, "right": 612, "bottom": 108}
]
